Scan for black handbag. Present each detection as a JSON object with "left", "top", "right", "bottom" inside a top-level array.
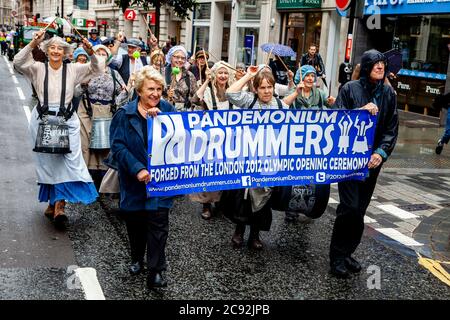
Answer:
[{"left": 271, "top": 184, "right": 331, "bottom": 219}]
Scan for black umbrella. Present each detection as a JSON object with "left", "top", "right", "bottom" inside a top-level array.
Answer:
[{"left": 384, "top": 49, "right": 403, "bottom": 75}]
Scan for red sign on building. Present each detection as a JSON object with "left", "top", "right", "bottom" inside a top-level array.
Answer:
[
  {"left": 86, "top": 20, "right": 96, "bottom": 28},
  {"left": 148, "top": 12, "right": 156, "bottom": 25},
  {"left": 336, "top": 0, "right": 352, "bottom": 11},
  {"left": 124, "top": 9, "right": 136, "bottom": 21}
]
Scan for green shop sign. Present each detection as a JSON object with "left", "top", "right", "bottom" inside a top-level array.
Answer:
[{"left": 277, "top": 0, "right": 322, "bottom": 10}]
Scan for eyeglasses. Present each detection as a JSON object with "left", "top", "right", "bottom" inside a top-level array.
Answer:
[{"left": 172, "top": 55, "right": 186, "bottom": 61}]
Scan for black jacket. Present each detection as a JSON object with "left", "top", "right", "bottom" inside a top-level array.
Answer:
[{"left": 334, "top": 49, "right": 399, "bottom": 159}]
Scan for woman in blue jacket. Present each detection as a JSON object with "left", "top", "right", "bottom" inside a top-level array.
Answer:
[{"left": 109, "top": 66, "right": 176, "bottom": 289}]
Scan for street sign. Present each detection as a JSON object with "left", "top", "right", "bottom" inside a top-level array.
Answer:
[
  {"left": 336, "top": 0, "right": 352, "bottom": 11},
  {"left": 124, "top": 9, "right": 136, "bottom": 21}
]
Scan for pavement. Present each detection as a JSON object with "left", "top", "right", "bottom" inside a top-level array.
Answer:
[
  {"left": 330, "top": 110, "right": 450, "bottom": 263},
  {"left": 0, "top": 54, "right": 449, "bottom": 301}
]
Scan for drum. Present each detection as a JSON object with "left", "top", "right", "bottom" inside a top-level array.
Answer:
[
  {"left": 90, "top": 117, "right": 112, "bottom": 149},
  {"left": 33, "top": 121, "right": 71, "bottom": 154},
  {"left": 271, "top": 184, "right": 330, "bottom": 219}
]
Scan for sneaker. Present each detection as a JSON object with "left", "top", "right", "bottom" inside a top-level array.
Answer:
[{"left": 436, "top": 139, "right": 444, "bottom": 155}]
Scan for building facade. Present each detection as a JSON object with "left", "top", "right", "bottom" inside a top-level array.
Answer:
[
  {"left": 353, "top": 0, "right": 450, "bottom": 118},
  {"left": 0, "top": 0, "right": 13, "bottom": 28},
  {"left": 184, "top": 0, "right": 350, "bottom": 97}
]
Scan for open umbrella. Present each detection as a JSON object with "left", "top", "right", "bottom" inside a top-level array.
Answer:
[
  {"left": 384, "top": 49, "right": 403, "bottom": 75},
  {"left": 260, "top": 43, "right": 296, "bottom": 57}
]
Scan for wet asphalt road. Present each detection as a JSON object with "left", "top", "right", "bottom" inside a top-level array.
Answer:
[{"left": 0, "top": 55, "right": 449, "bottom": 300}]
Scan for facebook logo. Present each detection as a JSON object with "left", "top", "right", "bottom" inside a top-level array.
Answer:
[
  {"left": 316, "top": 172, "right": 326, "bottom": 183},
  {"left": 241, "top": 176, "right": 252, "bottom": 187}
]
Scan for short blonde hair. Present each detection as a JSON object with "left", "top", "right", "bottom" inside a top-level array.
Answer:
[
  {"left": 135, "top": 65, "right": 165, "bottom": 93},
  {"left": 40, "top": 36, "right": 73, "bottom": 60}
]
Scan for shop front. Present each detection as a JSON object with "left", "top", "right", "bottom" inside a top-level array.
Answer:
[
  {"left": 360, "top": 1, "right": 450, "bottom": 117},
  {"left": 277, "top": 0, "right": 323, "bottom": 69},
  {"left": 71, "top": 18, "right": 96, "bottom": 37}
]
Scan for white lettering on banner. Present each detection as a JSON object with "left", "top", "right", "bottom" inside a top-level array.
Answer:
[
  {"left": 151, "top": 114, "right": 338, "bottom": 166},
  {"left": 186, "top": 110, "right": 337, "bottom": 129}
]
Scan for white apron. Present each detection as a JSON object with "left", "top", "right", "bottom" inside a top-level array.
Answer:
[{"left": 29, "top": 104, "right": 93, "bottom": 184}]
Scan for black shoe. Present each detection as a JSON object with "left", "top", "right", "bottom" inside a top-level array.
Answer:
[
  {"left": 330, "top": 260, "right": 350, "bottom": 279},
  {"left": 129, "top": 261, "right": 144, "bottom": 275},
  {"left": 147, "top": 272, "right": 168, "bottom": 289},
  {"left": 344, "top": 257, "right": 362, "bottom": 273},
  {"left": 436, "top": 139, "right": 444, "bottom": 155},
  {"left": 54, "top": 214, "right": 68, "bottom": 230}
]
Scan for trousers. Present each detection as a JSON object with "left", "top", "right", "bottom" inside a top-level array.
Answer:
[
  {"left": 329, "top": 166, "right": 381, "bottom": 263},
  {"left": 123, "top": 208, "right": 169, "bottom": 272}
]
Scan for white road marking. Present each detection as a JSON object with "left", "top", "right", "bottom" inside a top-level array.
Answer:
[
  {"left": 9, "top": 67, "right": 14, "bottom": 75},
  {"left": 75, "top": 268, "right": 106, "bottom": 300},
  {"left": 3, "top": 55, "right": 8, "bottom": 63},
  {"left": 364, "top": 216, "right": 377, "bottom": 224},
  {"left": 375, "top": 228, "right": 423, "bottom": 247},
  {"left": 16, "top": 87, "right": 25, "bottom": 100},
  {"left": 328, "top": 197, "right": 339, "bottom": 204},
  {"left": 12, "top": 75, "right": 18, "bottom": 84},
  {"left": 23, "top": 106, "right": 31, "bottom": 123},
  {"left": 377, "top": 204, "right": 419, "bottom": 220}
]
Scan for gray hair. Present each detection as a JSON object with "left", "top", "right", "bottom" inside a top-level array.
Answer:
[
  {"left": 40, "top": 36, "right": 73, "bottom": 59},
  {"left": 135, "top": 65, "right": 165, "bottom": 93},
  {"left": 236, "top": 62, "right": 246, "bottom": 70}
]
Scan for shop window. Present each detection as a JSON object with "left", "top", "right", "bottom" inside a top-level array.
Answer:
[
  {"left": 237, "top": 27, "right": 259, "bottom": 66},
  {"left": 194, "top": 26, "right": 209, "bottom": 52},
  {"left": 284, "top": 12, "right": 321, "bottom": 67},
  {"left": 238, "top": 0, "right": 261, "bottom": 20},
  {"left": 395, "top": 15, "right": 450, "bottom": 74}
]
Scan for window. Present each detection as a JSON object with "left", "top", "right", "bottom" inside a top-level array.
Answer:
[
  {"left": 237, "top": 28, "right": 259, "bottom": 66},
  {"left": 193, "top": 26, "right": 209, "bottom": 52},
  {"left": 73, "top": 0, "right": 88, "bottom": 10},
  {"left": 195, "top": 3, "right": 211, "bottom": 20},
  {"left": 238, "top": 0, "right": 261, "bottom": 20}
]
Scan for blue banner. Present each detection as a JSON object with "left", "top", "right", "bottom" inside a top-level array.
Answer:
[
  {"left": 146, "top": 110, "right": 377, "bottom": 197},
  {"left": 364, "top": 0, "right": 450, "bottom": 15}
]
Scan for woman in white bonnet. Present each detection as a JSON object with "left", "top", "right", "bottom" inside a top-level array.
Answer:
[
  {"left": 13, "top": 30, "right": 102, "bottom": 229},
  {"left": 189, "top": 61, "right": 235, "bottom": 219},
  {"left": 193, "top": 60, "right": 235, "bottom": 110},
  {"left": 77, "top": 44, "right": 128, "bottom": 191}
]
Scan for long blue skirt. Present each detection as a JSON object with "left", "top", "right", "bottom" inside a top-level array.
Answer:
[{"left": 38, "top": 182, "right": 98, "bottom": 205}]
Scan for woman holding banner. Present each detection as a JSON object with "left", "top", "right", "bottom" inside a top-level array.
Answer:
[
  {"left": 109, "top": 66, "right": 176, "bottom": 289},
  {"left": 328, "top": 49, "right": 398, "bottom": 278},
  {"left": 222, "top": 66, "right": 290, "bottom": 250}
]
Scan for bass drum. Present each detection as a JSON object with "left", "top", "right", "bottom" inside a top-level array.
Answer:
[{"left": 271, "top": 184, "right": 330, "bottom": 219}]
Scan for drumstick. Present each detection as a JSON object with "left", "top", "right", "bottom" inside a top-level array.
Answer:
[
  {"left": 276, "top": 54, "right": 290, "bottom": 72},
  {"left": 202, "top": 48, "right": 210, "bottom": 71},
  {"left": 64, "top": 17, "right": 85, "bottom": 40},
  {"left": 141, "top": 13, "right": 158, "bottom": 50},
  {"left": 42, "top": 17, "right": 57, "bottom": 32},
  {"left": 264, "top": 47, "right": 273, "bottom": 66},
  {"left": 298, "top": 62, "right": 303, "bottom": 97}
]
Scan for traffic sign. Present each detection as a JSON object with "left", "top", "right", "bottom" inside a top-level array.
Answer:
[
  {"left": 124, "top": 9, "right": 136, "bottom": 21},
  {"left": 11, "top": 10, "right": 17, "bottom": 17},
  {"left": 336, "top": 0, "right": 352, "bottom": 11}
]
